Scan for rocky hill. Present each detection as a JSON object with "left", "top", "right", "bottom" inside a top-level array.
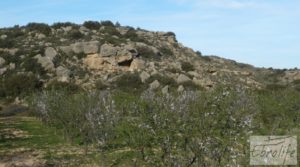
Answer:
[{"left": 0, "top": 21, "right": 300, "bottom": 99}]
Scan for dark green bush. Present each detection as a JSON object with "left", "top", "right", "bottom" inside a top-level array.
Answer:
[
  {"left": 101, "top": 20, "right": 115, "bottom": 27},
  {"left": 83, "top": 21, "right": 101, "bottom": 30},
  {"left": 68, "top": 30, "right": 84, "bottom": 39},
  {"left": 159, "top": 47, "right": 173, "bottom": 56},
  {"left": 136, "top": 46, "right": 160, "bottom": 60},
  {"left": 0, "top": 39, "right": 15, "bottom": 48},
  {"left": 114, "top": 72, "right": 144, "bottom": 92},
  {"left": 95, "top": 80, "right": 108, "bottom": 90},
  {"left": 26, "top": 23, "right": 51, "bottom": 36},
  {"left": 181, "top": 61, "right": 194, "bottom": 72},
  {"left": 1, "top": 74, "right": 42, "bottom": 98},
  {"left": 148, "top": 74, "right": 177, "bottom": 87},
  {"left": 22, "top": 57, "right": 46, "bottom": 76},
  {"left": 52, "top": 22, "right": 76, "bottom": 29},
  {"left": 46, "top": 81, "right": 81, "bottom": 93}
]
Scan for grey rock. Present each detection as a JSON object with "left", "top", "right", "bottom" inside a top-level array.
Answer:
[
  {"left": 0, "top": 35, "right": 7, "bottom": 40},
  {"left": 71, "top": 42, "right": 84, "bottom": 54},
  {"left": 177, "top": 74, "right": 191, "bottom": 84},
  {"left": 59, "top": 46, "right": 73, "bottom": 55},
  {"left": 149, "top": 80, "right": 160, "bottom": 90},
  {"left": 34, "top": 54, "right": 55, "bottom": 72},
  {"left": 100, "top": 44, "right": 118, "bottom": 57},
  {"left": 9, "top": 63, "right": 15, "bottom": 70},
  {"left": 129, "top": 59, "right": 145, "bottom": 71},
  {"left": 83, "top": 41, "right": 100, "bottom": 54},
  {"left": 0, "top": 57, "right": 6, "bottom": 67},
  {"left": 177, "top": 85, "right": 185, "bottom": 92},
  {"left": 0, "top": 67, "right": 7, "bottom": 75},
  {"left": 140, "top": 71, "right": 150, "bottom": 83},
  {"left": 44, "top": 47, "right": 57, "bottom": 61},
  {"left": 162, "top": 85, "right": 169, "bottom": 94},
  {"left": 56, "top": 66, "right": 70, "bottom": 82},
  {"left": 37, "top": 33, "right": 46, "bottom": 39},
  {"left": 71, "top": 41, "right": 100, "bottom": 54}
]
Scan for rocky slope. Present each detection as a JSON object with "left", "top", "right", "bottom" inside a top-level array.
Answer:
[{"left": 0, "top": 21, "right": 299, "bottom": 96}]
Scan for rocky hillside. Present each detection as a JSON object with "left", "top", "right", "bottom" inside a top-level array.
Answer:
[{"left": 0, "top": 21, "right": 300, "bottom": 98}]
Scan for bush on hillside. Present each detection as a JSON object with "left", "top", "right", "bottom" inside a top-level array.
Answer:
[
  {"left": 1, "top": 74, "right": 42, "bottom": 98},
  {"left": 83, "top": 21, "right": 101, "bottom": 30},
  {"left": 26, "top": 23, "right": 51, "bottom": 36}
]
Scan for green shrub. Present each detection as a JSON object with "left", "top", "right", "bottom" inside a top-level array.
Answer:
[
  {"left": 95, "top": 80, "right": 108, "bottom": 90},
  {"left": 148, "top": 74, "right": 177, "bottom": 87},
  {"left": 114, "top": 72, "right": 144, "bottom": 92},
  {"left": 0, "top": 39, "right": 15, "bottom": 48},
  {"left": 159, "top": 47, "right": 173, "bottom": 56},
  {"left": 181, "top": 61, "right": 194, "bottom": 72},
  {"left": 2, "top": 74, "right": 42, "bottom": 98},
  {"left": 265, "top": 84, "right": 287, "bottom": 91},
  {"left": 136, "top": 46, "right": 160, "bottom": 60},
  {"left": 52, "top": 22, "right": 76, "bottom": 29},
  {"left": 68, "top": 30, "right": 84, "bottom": 39},
  {"left": 46, "top": 81, "right": 81, "bottom": 93},
  {"left": 26, "top": 23, "right": 51, "bottom": 36},
  {"left": 22, "top": 57, "right": 46, "bottom": 76},
  {"left": 101, "top": 20, "right": 115, "bottom": 27},
  {"left": 83, "top": 21, "right": 101, "bottom": 30}
]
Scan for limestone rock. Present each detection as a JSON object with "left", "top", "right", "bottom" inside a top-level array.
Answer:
[
  {"left": 71, "top": 41, "right": 100, "bottom": 54},
  {"left": 162, "top": 85, "right": 169, "bottom": 94},
  {"left": 83, "top": 41, "right": 100, "bottom": 54},
  {"left": 0, "top": 57, "right": 5, "bottom": 67},
  {"left": 140, "top": 71, "right": 150, "bottom": 83},
  {"left": 44, "top": 47, "right": 57, "bottom": 61},
  {"left": 59, "top": 46, "right": 72, "bottom": 55},
  {"left": 177, "top": 85, "right": 185, "bottom": 92},
  {"left": 83, "top": 54, "right": 105, "bottom": 70},
  {"left": 56, "top": 66, "right": 70, "bottom": 82},
  {"left": 129, "top": 59, "right": 145, "bottom": 71},
  {"left": 34, "top": 54, "right": 55, "bottom": 72},
  {"left": 0, "top": 67, "right": 7, "bottom": 75},
  {"left": 100, "top": 44, "right": 118, "bottom": 57},
  {"left": 177, "top": 74, "right": 191, "bottom": 84},
  {"left": 150, "top": 80, "right": 160, "bottom": 90}
]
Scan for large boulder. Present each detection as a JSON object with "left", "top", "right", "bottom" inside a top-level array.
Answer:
[
  {"left": 83, "top": 54, "right": 105, "bottom": 70},
  {"left": 83, "top": 41, "right": 100, "bottom": 54},
  {"left": 177, "top": 74, "right": 191, "bottom": 84},
  {"left": 129, "top": 59, "right": 145, "bottom": 71},
  {"left": 0, "top": 57, "right": 5, "bottom": 67},
  {"left": 59, "top": 46, "right": 72, "bottom": 55},
  {"left": 100, "top": 44, "right": 118, "bottom": 57},
  {"left": 71, "top": 41, "right": 100, "bottom": 54},
  {"left": 149, "top": 80, "right": 160, "bottom": 90},
  {"left": 44, "top": 47, "right": 57, "bottom": 61},
  {"left": 140, "top": 71, "right": 150, "bottom": 83},
  {"left": 34, "top": 54, "right": 55, "bottom": 72},
  {"left": 116, "top": 49, "right": 133, "bottom": 65},
  {"left": 56, "top": 66, "right": 70, "bottom": 82}
]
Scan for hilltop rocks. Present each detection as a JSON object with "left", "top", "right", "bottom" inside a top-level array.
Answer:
[
  {"left": 150, "top": 80, "right": 160, "bottom": 90},
  {"left": 56, "top": 66, "right": 70, "bottom": 82},
  {"left": 129, "top": 59, "right": 145, "bottom": 71},
  {"left": 83, "top": 54, "right": 105, "bottom": 70},
  {"left": 44, "top": 47, "right": 57, "bottom": 61},
  {"left": 177, "top": 74, "right": 191, "bottom": 84},
  {"left": 100, "top": 44, "right": 117, "bottom": 57},
  {"left": 71, "top": 41, "right": 100, "bottom": 54},
  {"left": 140, "top": 71, "right": 150, "bottom": 83},
  {"left": 34, "top": 54, "right": 55, "bottom": 72},
  {"left": 0, "top": 57, "right": 5, "bottom": 67}
]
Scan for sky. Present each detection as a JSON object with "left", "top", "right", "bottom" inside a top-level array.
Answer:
[{"left": 0, "top": 0, "right": 299, "bottom": 69}]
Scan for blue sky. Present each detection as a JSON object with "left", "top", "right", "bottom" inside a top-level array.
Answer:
[{"left": 0, "top": 0, "right": 299, "bottom": 68}]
